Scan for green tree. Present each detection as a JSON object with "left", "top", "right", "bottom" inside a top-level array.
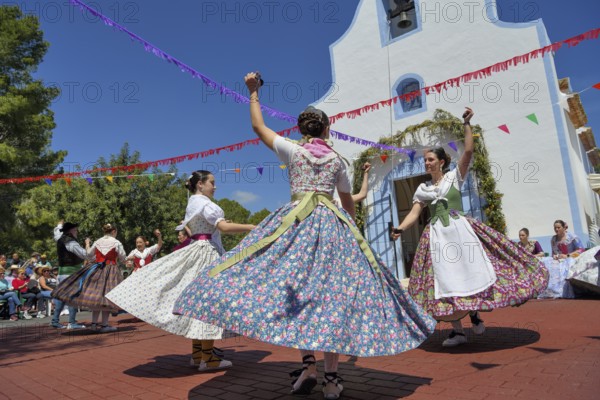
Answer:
[
  {"left": 0, "top": 6, "right": 65, "bottom": 251},
  {"left": 215, "top": 198, "right": 251, "bottom": 251},
  {"left": 248, "top": 208, "right": 271, "bottom": 226},
  {"left": 15, "top": 144, "right": 187, "bottom": 258}
]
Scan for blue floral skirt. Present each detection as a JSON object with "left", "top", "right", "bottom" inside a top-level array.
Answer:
[{"left": 174, "top": 203, "right": 436, "bottom": 357}]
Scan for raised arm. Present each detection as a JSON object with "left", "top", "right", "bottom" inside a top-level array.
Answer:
[
  {"left": 352, "top": 162, "right": 371, "bottom": 203},
  {"left": 245, "top": 72, "right": 278, "bottom": 150},
  {"left": 457, "top": 107, "right": 474, "bottom": 180},
  {"left": 154, "top": 229, "right": 163, "bottom": 252}
]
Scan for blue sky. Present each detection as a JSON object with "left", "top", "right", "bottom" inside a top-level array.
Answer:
[{"left": 13, "top": 0, "right": 600, "bottom": 212}]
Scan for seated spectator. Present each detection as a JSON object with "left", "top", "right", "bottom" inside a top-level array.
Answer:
[
  {"left": 6, "top": 265, "right": 20, "bottom": 286},
  {"left": 11, "top": 268, "right": 36, "bottom": 319},
  {"left": 23, "top": 252, "right": 40, "bottom": 277},
  {"left": 0, "top": 254, "right": 6, "bottom": 269},
  {"left": 551, "top": 220, "right": 585, "bottom": 260},
  {"left": 0, "top": 267, "right": 27, "bottom": 321},
  {"left": 10, "top": 252, "right": 22, "bottom": 267},
  {"left": 38, "top": 254, "right": 52, "bottom": 268},
  {"left": 517, "top": 228, "right": 545, "bottom": 257},
  {"left": 37, "top": 265, "right": 58, "bottom": 300}
]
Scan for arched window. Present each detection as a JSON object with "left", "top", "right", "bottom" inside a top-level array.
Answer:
[
  {"left": 383, "top": 0, "right": 418, "bottom": 39},
  {"left": 396, "top": 78, "right": 423, "bottom": 114}
]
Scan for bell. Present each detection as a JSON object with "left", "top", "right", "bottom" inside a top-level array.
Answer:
[{"left": 397, "top": 11, "right": 411, "bottom": 29}]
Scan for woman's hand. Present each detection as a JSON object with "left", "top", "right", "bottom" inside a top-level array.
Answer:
[
  {"left": 154, "top": 229, "right": 161, "bottom": 238},
  {"left": 462, "top": 107, "right": 474, "bottom": 124},
  {"left": 362, "top": 162, "right": 371, "bottom": 173},
  {"left": 244, "top": 72, "right": 262, "bottom": 92}
]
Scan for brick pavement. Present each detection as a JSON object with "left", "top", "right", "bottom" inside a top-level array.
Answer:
[{"left": 0, "top": 299, "right": 598, "bottom": 400}]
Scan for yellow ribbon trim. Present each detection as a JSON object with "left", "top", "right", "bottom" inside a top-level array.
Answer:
[{"left": 209, "top": 191, "right": 382, "bottom": 278}]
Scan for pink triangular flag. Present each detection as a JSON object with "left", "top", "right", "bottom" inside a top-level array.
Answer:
[{"left": 498, "top": 124, "right": 510, "bottom": 134}]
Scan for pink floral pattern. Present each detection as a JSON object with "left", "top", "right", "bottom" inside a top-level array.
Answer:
[
  {"left": 409, "top": 212, "right": 549, "bottom": 317},
  {"left": 174, "top": 147, "right": 436, "bottom": 357}
]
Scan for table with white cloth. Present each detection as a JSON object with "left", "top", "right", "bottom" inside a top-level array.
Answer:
[
  {"left": 538, "top": 256, "right": 576, "bottom": 299},
  {"left": 567, "top": 246, "right": 600, "bottom": 295}
]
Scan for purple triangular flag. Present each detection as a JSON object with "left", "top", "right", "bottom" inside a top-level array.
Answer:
[
  {"left": 86, "top": 178, "right": 93, "bottom": 184},
  {"left": 408, "top": 150, "right": 416, "bottom": 163},
  {"left": 44, "top": 179, "right": 52, "bottom": 186},
  {"left": 448, "top": 141, "right": 458, "bottom": 152},
  {"left": 256, "top": 166, "right": 264, "bottom": 175}
]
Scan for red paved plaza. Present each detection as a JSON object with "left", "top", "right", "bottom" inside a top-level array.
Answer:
[{"left": 1, "top": 298, "right": 598, "bottom": 400}]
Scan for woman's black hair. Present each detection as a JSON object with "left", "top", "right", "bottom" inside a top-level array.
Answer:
[
  {"left": 298, "top": 106, "right": 330, "bottom": 138},
  {"left": 425, "top": 147, "right": 451, "bottom": 173},
  {"left": 554, "top": 219, "right": 567, "bottom": 228},
  {"left": 185, "top": 170, "right": 212, "bottom": 193},
  {"left": 519, "top": 228, "right": 529, "bottom": 236}
]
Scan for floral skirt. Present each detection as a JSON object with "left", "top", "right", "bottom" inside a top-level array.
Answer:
[
  {"left": 53, "top": 262, "right": 122, "bottom": 311},
  {"left": 174, "top": 203, "right": 437, "bottom": 357},
  {"left": 106, "top": 240, "right": 228, "bottom": 340},
  {"left": 409, "top": 216, "right": 549, "bottom": 319}
]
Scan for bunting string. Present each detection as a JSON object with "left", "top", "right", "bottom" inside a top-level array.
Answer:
[
  {"left": 1, "top": 80, "right": 596, "bottom": 185},
  {"left": 67, "top": 1, "right": 598, "bottom": 147}
]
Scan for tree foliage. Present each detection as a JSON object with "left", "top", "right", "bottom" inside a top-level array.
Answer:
[
  {"left": 0, "top": 6, "right": 65, "bottom": 250},
  {"left": 14, "top": 144, "right": 270, "bottom": 257}
]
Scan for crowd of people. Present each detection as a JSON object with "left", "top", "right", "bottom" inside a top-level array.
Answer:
[{"left": 2, "top": 72, "right": 592, "bottom": 399}]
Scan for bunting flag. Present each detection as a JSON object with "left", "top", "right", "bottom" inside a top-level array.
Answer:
[
  {"left": 408, "top": 150, "right": 416, "bottom": 163},
  {"left": 526, "top": 113, "right": 539, "bottom": 125},
  {"left": 594, "top": 83, "right": 600, "bottom": 90},
  {"left": 106, "top": 176, "right": 114, "bottom": 183},
  {"left": 234, "top": 168, "right": 241, "bottom": 173},
  {"left": 279, "top": 165, "right": 287, "bottom": 169},
  {"left": 0, "top": 96, "right": 593, "bottom": 185},
  {"left": 64, "top": 178, "right": 72, "bottom": 186},
  {"left": 148, "top": 174, "right": 155, "bottom": 181},
  {"left": 498, "top": 124, "right": 510, "bottom": 134},
  {"left": 68, "top": 1, "right": 599, "bottom": 146}
]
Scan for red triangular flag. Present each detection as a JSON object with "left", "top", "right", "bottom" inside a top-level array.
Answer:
[
  {"left": 380, "top": 154, "right": 388, "bottom": 163},
  {"left": 498, "top": 124, "right": 510, "bottom": 134},
  {"left": 593, "top": 82, "right": 600, "bottom": 90}
]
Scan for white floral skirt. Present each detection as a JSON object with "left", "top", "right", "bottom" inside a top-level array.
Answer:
[{"left": 106, "top": 240, "right": 227, "bottom": 340}]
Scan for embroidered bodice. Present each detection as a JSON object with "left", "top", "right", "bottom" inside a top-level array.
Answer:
[
  {"left": 414, "top": 169, "right": 464, "bottom": 227},
  {"left": 288, "top": 149, "right": 346, "bottom": 196}
]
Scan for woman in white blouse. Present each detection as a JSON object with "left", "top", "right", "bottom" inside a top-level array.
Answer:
[{"left": 107, "top": 170, "right": 254, "bottom": 371}]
